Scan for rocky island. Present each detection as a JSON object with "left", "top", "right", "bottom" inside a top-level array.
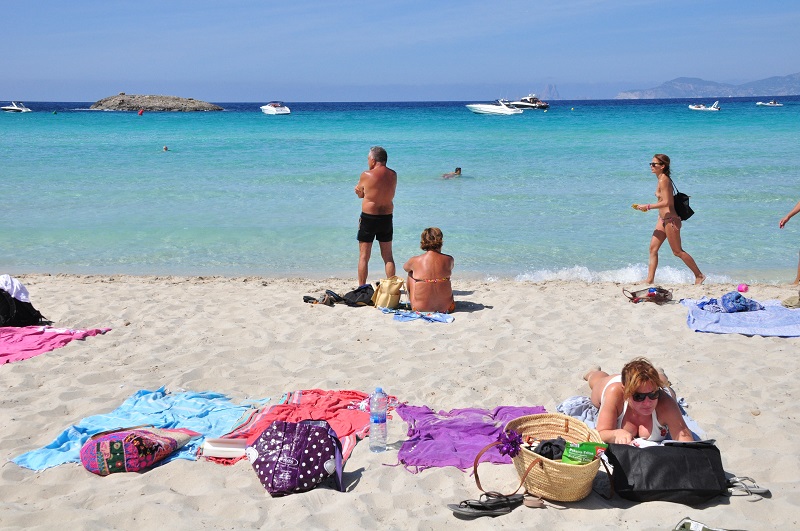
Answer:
[{"left": 90, "top": 93, "right": 223, "bottom": 111}]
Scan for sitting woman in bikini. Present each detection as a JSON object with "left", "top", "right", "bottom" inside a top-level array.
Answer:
[
  {"left": 402, "top": 227, "right": 455, "bottom": 313},
  {"left": 584, "top": 357, "right": 693, "bottom": 444}
]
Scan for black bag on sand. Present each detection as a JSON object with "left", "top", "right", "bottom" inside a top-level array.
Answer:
[
  {"left": 0, "top": 289, "right": 45, "bottom": 327},
  {"left": 603, "top": 441, "right": 728, "bottom": 505},
  {"left": 0, "top": 289, "right": 15, "bottom": 326},
  {"left": 672, "top": 180, "right": 694, "bottom": 221},
  {"left": 342, "top": 285, "right": 374, "bottom": 307}
]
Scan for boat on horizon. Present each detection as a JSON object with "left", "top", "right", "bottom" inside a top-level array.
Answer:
[
  {"left": 756, "top": 100, "right": 783, "bottom": 107},
  {"left": 509, "top": 94, "right": 549, "bottom": 110},
  {"left": 688, "top": 101, "right": 720, "bottom": 112},
  {"left": 465, "top": 99, "right": 523, "bottom": 115},
  {"left": 1, "top": 102, "right": 32, "bottom": 113},
  {"left": 260, "top": 102, "right": 291, "bottom": 115}
]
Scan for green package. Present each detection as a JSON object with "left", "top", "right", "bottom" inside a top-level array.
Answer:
[{"left": 561, "top": 442, "right": 608, "bottom": 465}]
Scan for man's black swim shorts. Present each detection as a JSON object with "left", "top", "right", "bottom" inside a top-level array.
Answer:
[{"left": 357, "top": 213, "right": 393, "bottom": 243}]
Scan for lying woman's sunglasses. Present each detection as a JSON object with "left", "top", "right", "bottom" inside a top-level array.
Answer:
[{"left": 632, "top": 389, "right": 661, "bottom": 402}]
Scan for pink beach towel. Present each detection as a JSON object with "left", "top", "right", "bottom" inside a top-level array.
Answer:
[{"left": 1, "top": 326, "right": 111, "bottom": 365}]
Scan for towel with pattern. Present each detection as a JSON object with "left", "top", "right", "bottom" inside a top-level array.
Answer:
[
  {"left": 395, "top": 404, "right": 547, "bottom": 473},
  {"left": 380, "top": 308, "right": 454, "bottom": 323},
  {"left": 13, "top": 387, "right": 263, "bottom": 470}
]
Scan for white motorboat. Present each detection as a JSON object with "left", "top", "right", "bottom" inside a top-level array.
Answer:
[
  {"left": 756, "top": 100, "right": 783, "bottom": 107},
  {"left": 1, "top": 101, "right": 32, "bottom": 113},
  {"left": 688, "top": 101, "right": 720, "bottom": 112},
  {"left": 465, "top": 99, "right": 522, "bottom": 115},
  {"left": 260, "top": 101, "right": 291, "bottom": 115},
  {"left": 509, "top": 93, "right": 549, "bottom": 110}
]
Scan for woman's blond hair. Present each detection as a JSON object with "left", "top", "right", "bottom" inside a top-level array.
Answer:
[{"left": 620, "top": 357, "right": 664, "bottom": 400}]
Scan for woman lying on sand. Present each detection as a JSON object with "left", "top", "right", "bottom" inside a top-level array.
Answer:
[
  {"left": 584, "top": 357, "right": 693, "bottom": 444},
  {"left": 403, "top": 227, "right": 455, "bottom": 313}
]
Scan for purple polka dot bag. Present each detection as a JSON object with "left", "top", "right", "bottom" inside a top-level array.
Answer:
[{"left": 246, "top": 420, "right": 345, "bottom": 497}]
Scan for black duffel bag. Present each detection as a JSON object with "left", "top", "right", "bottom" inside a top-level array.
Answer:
[{"left": 603, "top": 441, "right": 728, "bottom": 505}]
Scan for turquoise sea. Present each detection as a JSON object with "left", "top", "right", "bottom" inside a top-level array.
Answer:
[{"left": 2, "top": 97, "right": 799, "bottom": 283}]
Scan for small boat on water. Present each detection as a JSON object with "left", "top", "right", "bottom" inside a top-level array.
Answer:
[
  {"left": 260, "top": 102, "right": 291, "bottom": 115},
  {"left": 465, "top": 99, "right": 523, "bottom": 115},
  {"left": 1, "top": 101, "right": 32, "bottom": 113},
  {"left": 509, "top": 93, "right": 549, "bottom": 110},
  {"left": 756, "top": 100, "right": 783, "bottom": 107},
  {"left": 688, "top": 101, "right": 720, "bottom": 112}
]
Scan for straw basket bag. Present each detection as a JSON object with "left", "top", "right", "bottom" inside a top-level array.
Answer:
[{"left": 505, "top": 413, "right": 603, "bottom": 502}]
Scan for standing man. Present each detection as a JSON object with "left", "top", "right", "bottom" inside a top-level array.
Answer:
[{"left": 355, "top": 146, "right": 397, "bottom": 287}]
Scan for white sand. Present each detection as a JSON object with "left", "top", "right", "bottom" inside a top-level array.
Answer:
[{"left": 1, "top": 274, "right": 798, "bottom": 530}]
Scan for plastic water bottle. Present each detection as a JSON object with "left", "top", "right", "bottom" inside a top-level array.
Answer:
[{"left": 369, "top": 387, "right": 388, "bottom": 453}]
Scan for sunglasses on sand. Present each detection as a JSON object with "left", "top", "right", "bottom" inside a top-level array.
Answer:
[{"left": 632, "top": 389, "right": 661, "bottom": 402}]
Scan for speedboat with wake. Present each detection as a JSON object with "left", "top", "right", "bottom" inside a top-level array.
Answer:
[
  {"left": 465, "top": 99, "right": 522, "bottom": 115},
  {"left": 756, "top": 100, "right": 783, "bottom": 107},
  {"left": 260, "top": 102, "right": 291, "bottom": 115},
  {"left": 688, "top": 101, "right": 720, "bottom": 112},
  {"left": 509, "top": 93, "right": 549, "bottom": 110},
  {"left": 1, "top": 101, "right": 32, "bottom": 112}
]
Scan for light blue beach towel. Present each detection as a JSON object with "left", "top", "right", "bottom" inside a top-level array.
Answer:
[
  {"left": 682, "top": 298, "right": 800, "bottom": 337},
  {"left": 12, "top": 387, "right": 267, "bottom": 471},
  {"left": 380, "top": 307, "right": 454, "bottom": 323},
  {"left": 556, "top": 395, "right": 707, "bottom": 441}
]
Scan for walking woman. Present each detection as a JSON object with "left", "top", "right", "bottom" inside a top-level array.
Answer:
[{"left": 635, "top": 154, "right": 705, "bottom": 285}]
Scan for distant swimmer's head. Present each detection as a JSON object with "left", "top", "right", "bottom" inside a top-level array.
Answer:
[
  {"left": 454, "top": 167, "right": 461, "bottom": 174},
  {"left": 163, "top": 146, "right": 169, "bottom": 151},
  {"left": 369, "top": 146, "right": 388, "bottom": 165},
  {"left": 652, "top": 153, "right": 670, "bottom": 176},
  {"left": 420, "top": 227, "right": 444, "bottom": 252}
]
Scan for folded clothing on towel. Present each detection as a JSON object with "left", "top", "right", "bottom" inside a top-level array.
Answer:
[{"left": 697, "top": 292, "right": 764, "bottom": 313}]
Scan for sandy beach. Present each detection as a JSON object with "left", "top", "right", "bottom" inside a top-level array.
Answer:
[{"left": 1, "top": 273, "right": 798, "bottom": 530}]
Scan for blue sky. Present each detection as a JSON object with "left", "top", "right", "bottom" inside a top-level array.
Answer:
[{"left": 3, "top": 0, "right": 798, "bottom": 101}]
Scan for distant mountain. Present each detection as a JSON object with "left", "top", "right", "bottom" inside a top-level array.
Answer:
[
  {"left": 540, "top": 84, "right": 560, "bottom": 100},
  {"left": 616, "top": 72, "right": 800, "bottom": 99}
]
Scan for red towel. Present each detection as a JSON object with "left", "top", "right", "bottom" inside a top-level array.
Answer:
[{"left": 205, "top": 389, "right": 373, "bottom": 464}]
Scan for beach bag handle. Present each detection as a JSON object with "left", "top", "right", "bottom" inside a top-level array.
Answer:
[{"left": 471, "top": 440, "right": 542, "bottom": 497}]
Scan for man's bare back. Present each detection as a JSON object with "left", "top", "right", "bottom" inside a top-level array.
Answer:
[{"left": 355, "top": 155, "right": 397, "bottom": 215}]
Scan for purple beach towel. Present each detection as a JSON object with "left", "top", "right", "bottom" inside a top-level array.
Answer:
[{"left": 395, "top": 404, "right": 546, "bottom": 473}]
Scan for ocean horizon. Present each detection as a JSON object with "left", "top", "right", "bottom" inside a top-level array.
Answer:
[{"left": 3, "top": 96, "right": 800, "bottom": 284}]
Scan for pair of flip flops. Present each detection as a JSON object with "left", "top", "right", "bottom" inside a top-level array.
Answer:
[
  {"left": 726, "top": 476, "right": 770, "bottom": 500},
  {"left": 447, "top": 492, "right": 543, "bottom": 518},
  {"left": 302, "top": 295, "right": 329, "bottom": 306},
  {"left": 303, "top": 290, "right": 344, "bottom": 307}
]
